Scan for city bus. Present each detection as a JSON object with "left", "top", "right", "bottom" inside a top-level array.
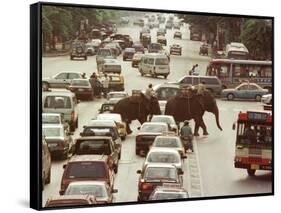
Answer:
[
  {"left": 206, "top": 59, "right": 272, "bottom": 91},
  {"left": 226, "top": 42, "right": 249, "bottom": 60},
  {"left": 233, "top": 110, "right": 272, "bottom": 176}
]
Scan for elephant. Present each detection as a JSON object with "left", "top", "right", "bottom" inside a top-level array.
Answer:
[
  {"left": 165, "top": 90, "right": 222, "bottom": 136},
  {"left": 113, "top": 94, "right": 161, "bottom": 134}
]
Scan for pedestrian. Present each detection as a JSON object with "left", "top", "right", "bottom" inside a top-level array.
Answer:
[
  {"left": 180, "top": 120, "right": 193, "bottom": 152},
  {"left": 102, "top": 74, "right": 109, "bottom": 98},
  {"left": 189, "top": 64, "right": 198, "bottom": 75},
  {"left": 145, "top": 83, "right": 154, "bottom": 99}
]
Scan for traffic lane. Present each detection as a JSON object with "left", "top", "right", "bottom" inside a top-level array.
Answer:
[{"left": 196, "top": 99, "right": 272, "bottom": 197}]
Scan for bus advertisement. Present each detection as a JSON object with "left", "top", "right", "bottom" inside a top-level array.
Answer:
[{"left": 233, "top": 110, "right": 272, "bottom": 176}]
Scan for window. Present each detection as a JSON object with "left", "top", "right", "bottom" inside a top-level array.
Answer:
[
  {"left": 144, "top": 167, "right": 177, "bottom": 179},
  {"left": 248, "top": 85, "right": 259, "bottom": 90},
  {"left": 148, "top": 152, "right": 179, "bottom": 164},
  {"left": 66, "top": 162, "right": 106, "bottom": 179},
  {"left": 76, "top": 140, "right": 111, "bottom": 155},
  {"left": 68, "top": 73, "right": 81, "bottom": 79},
  {"left": 71, "top": 80, "right": 89, "bottom": 86},
  {"left": 65, "top": 184, "right": 107, "bottom": 198},
  {"left": 218, "top": 64, "right": 230, "bottom": 77},
  {"left": 42, "top": 115, "right": 60, "bottom": 124},
  {"left": 233, "top": 64, "right": 248, "bottom": 77},
  {"left": 147, "top": 58, "right": 154, "bottom": 65},
  {"left": 200, "top": 77, "right": 218, "bottom": 85},
  {"left": 193, "top": 78, "right": 199, "bottom": 85},
  {"left": 155, "top": 58, "right": 169, "bottom": 65},
  {"left": 44, "top": 96, "right": 71, "bottom": 109},
  {"left": 237, "top": 85, "right": 248, "bottom": 90},
  {"left": 55, "top": 73, "right": 67, "bottom": 79},
  {"left": 260, "top": 66, "right": 272, "bottom": 78},
  {"left": 181, "top": 77, "right": 192, "bottom": 84},
  {"left": 43, "top": 127, "right": 63, "bottom": 137}
]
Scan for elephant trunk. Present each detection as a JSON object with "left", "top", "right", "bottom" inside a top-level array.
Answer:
[{"left": 213, "top": 104, "right": 223, "bottom": 131}]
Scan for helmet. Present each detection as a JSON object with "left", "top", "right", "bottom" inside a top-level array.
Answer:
[{"left": 184, "top": 120, "right": 189, "bottom": 125}]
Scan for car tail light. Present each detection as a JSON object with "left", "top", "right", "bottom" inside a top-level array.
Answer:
[
  {"left": 71, "top": 111, "right": 75, "bottom": 122},
  {"left": 141, "top": 183, "right": 152, "bottom": 190}
]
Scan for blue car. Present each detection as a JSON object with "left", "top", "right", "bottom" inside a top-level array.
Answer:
[{"left": 222, "top": 83, "right": 268, "bottom": 101}]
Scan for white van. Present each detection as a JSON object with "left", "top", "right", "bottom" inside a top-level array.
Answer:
[
  {"left": 138, "top": 53, "right": 170, "bottom": 79},
  {"left": 42, "top": 90, "right": 78, "bottom": 132}
]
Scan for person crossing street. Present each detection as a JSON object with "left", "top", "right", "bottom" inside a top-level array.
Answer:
[{"left": 180, "top": 120, "right": 194, "bottom": 152}]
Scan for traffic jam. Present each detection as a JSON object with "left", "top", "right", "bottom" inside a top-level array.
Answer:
[{"left": 42, "top": 10, "right": 272, "bottom": 207}]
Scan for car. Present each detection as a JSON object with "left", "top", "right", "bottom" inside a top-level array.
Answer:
[
  {"left": 107, "top": 91, "right": 128, "bottom": 102},
  {"left": 42, "top": 90, "right": 79, "bottom": 131},
  {"left": 132, "top": 42, "right": 145, "bottom": 54},
  {"left": 199, "top": 43, "right": 208, "bottom": 55},
  {"left": 148, "top": 183, "right": 189, "bottom": 200},
  {"left": 150, "top": 115, "right": 178, "bottom": 134},
  {"left": 148, "top": 43, "right": 162, "bottom": 53},
  {"left": 221, "top": 82, "right": 268, "bottom": 101},
  {"left": 173, "top": 23, "right": 181, "bottom": 30},
  {"left": 104, "top": 43, "right": 122, "bottom": 56},
  {"left": 100, "top": 58, "right": 122, "bottom": 74},
  {"left": 42, "top": 71, "right": 84, "bottom": 90},
  {"left": 122, "top": 35, "right": 133, "bottom": 48},
  {"left": 151, "top": 135, "right": 185, "bottom": 158},
  {"left": 157, "top": 28, "right": 166, "bottom": 36},
  {"left": 42, "top": 137, "right": 51, "bottom": 190},
  {"left": 135, "top": 122, "right": 169, "bottom": 156},
  {"left": 261, "top": 94, "right": 272, "bottom": 105},
  {"left": 132, "top": 52, "right": 144, "bottom": 67},
  {"left": 42, "top": 124, "right": 74, "bottom": 159},
  {"left": 91, "top": 39, "right": 102, "bottom": 52},
  {"left": 120, "top": 17, "right": 129, "bottom": 24},
  {"left": 68, "top": 79, "right": 94, "bottom": 100},
  {"left": 70, "top": 43, "right": 87, "bottom": 60},
  {"left": 170, "top": 44, "right": 182, "bottom": 55},
  {"left": 42, "top": 113, "right": 70, "bottom": 132},
  {"left": 133, "top": 18, "right": 144, "bottom": 26},
  {"left": 165, "top": 22, "right": 173, "bottom": 29},
  {"left": 96, "top": 113, "right": 127, "bottom": 140},
  {"left": 111, "top": 40, "right": 126, "bottom": 50},
  {"left": 123, "top": 48, "right": 136, "bottom": 61},
  {"left": 65, "top": 181, "right": 118, "bottom": 204},
  {"left": 136, "top": 164, "right": 183, "bottom": 201},
  {"left": 144, "top": 148, "right": 184, "bottom": 171},
  {"left": 45, "top": 195, "right": 97, "bottom": 207},
  {"left": 81, "top": 119, "right": 121, "bottom": 146},
  {"left": 98, "top": 73, "right": 125, "bottom": 92},
  {"left": 74, "top": 136, "right": 121, "bottom": 173},
  {"left": 157, "top": 35, "right": 167, "bottom": 46},
  {"left": 59, "top": 155, "right": 115, "bottom": 195},
  {"left": 140, "top": 33, "right": 151, "bottom": 48},
  {"left": 173, "top": 31, "right": 182, "bottom": 39},
  {"left": 139, "top": 27, "right": 150, "bottom": 38},
  {"left": 138, "top": 53, "right": 170, "bottom": 79},
  {"left": 96, "top": 48, "right": 115, "bottom": 66},
  {"left": 99, "top": 102, "right": 116, "bottom": 113},
  {"left": 153, "top": 83, "right": 180, "bottom": 114},
  {"left": 85, "top": 42, "right": 95, "bottom": 56},
  {"left": 91, "top": 28, "right": 102, "bottom": 40}
]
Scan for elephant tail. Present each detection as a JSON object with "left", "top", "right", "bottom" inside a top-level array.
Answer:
[{"left": 214, "top": 104, "right": 223, "bottom": 131}]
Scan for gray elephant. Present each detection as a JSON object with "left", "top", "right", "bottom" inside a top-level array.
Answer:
[
  {"left": 113, "top": 94, "right": 161, "bottom": 134},
  {"left": 165, "top": 90, "right": 222, "bottom": 136}
]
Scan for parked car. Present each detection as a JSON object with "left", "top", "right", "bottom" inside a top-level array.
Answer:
[
  {"left": 132, "top": 52, "right": 144, "bottom": 67},
  {"left": 137, "top": 164, "right": 183, "bottom": 201},
  {"left": 68, "top": 79, "right": 94, "bottom": 100},
  {"left": 74, "top": 136, "right": 121, "bottom": 173},
  {"left": 148, "top": 43, "right": 162, "bottom": 53},
  {"left": 65, "top": 181, "right": 117, "bottom": 204},
  {"left": 149, "top": 184, "right": 189, "bottom": 200},
  {"left": 42, "top": 113, "right": 70, "bottom": 132},
  {"left": 173, "top": 31, "right": 182, "bottom": 39},
  {"left": 96, "top": 48, "right": 115, "bottom": 66},
  {"left": 100, "top": 58, "right": 122, "bottom": 74},
  {"left": 59, "top": 155, "right": 115, "bottom": 195},
  {"left": 45, "top": 195, "right": 97, "bottom": 207},
  {"left": 135, "top": 122, "right": 169, "bottom": 156},
  {"left": 138, "top": 53, "right": 170, "bottom": 79},
  {"left": 221, "top": 82, "right": 268, "bottom": 101},
  {"left": 151, "top": 135, "right": 185, "bottom": 158},
  {"left": 42, "top": 71, "right": 84, "bottom": 90},
  {"left": 107, "top": 91, "right": 128, "bottom": 102},
  {"left": 157, "top": 28, "right": 166, "bottom": 36},
  {"left": 42, "top": 137, "right": 51, "bottom": 190},
  {"left": 42, "top": 124, "right": 74, "bottom": 159},
  {"left": 170, "top": 44, "right": 182, "bottom": 55},
  {"left": 42, "top": 90, "right": 79, "bottom": 131},
  {"left": 98, "top": 73, "right": 125, "bottom": 92},
  {"left": 150, "top": 115, "right": 178, "bottom": 134},
  {"left": 123, "top": 48, "right": 136, "bottom": 61},
  {"left": 157, "top": 35, "right": 167, "bottom": 46},
  {"left": 261, "top": 94, "right": 272, "bottom": 105},
  {"left": 70, "top": 43, "right": 87, "bottom": 60},
  {"left": 132, "top": 42, "right": 145, "bottom": 54},
  {"left": 85, "top": 42, "right": 95, "bottom": 56}
]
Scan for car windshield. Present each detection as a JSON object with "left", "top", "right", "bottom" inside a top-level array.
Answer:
[
  {"left": 153, "top": 192, "right": 188, "bottom": 200},
  {"left": 151, "top": 117, "right": 174, "bottom": 124},
  {"left": 66, "top": 162, "right": 106, "bottom": 179},
  {"left": 107, "top": 93, "right": 126, "bottom": 99},
  {"left": 144, "top": 167, "right": 177, "bottom": 179},
  {"left": 140, "top": 124, "right": 168, "bottom": 133},
  {"left": 44, "top": 96, "right": 71, "bottom": 109},
  {"left": 42, "top": 115, "right": 60, "bottom": 124},
  {"left": 150, "top": 44, "right": 161, "bottom": 50},
  {"left": 98, "top": 49, "right": 112, "bottom": 57},
  {"left": 154, "top": 137, "right": 180, "bottom": 148},
  {"left": 97, "top": 114, "right": 121, "bottom": 122},
  {"left": 147, "top": 152, "right": 180, "bottom": 164},
  {"left": 71, "top": 80, "right": 89, "bottom": 86},
  {"left": 76, "top": 140, "right": 111, "bottom": 155},
  {"left": 43, "top": 127, "right": 63, "bottom": 137},
  {"left": 83, "top": 127, "right": 115, "bottom": 138},
  {"left": 155, "top": 58, "right": 169, "bottom": 65},
  {"left": 65, "top": 184, "right": 107, "bottom": 198}
]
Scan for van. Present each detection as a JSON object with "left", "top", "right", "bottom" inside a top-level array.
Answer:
[
  {"left": 177, "top": 75, "right": 222, "bottom": 95},
  {"left": 42, "top": 90, "right": 78, "bottom": 132},
  {"left": 138, "top": 53, "right": 170, "bottom": 79}
]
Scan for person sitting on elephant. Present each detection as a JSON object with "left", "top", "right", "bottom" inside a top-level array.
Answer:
[
  {"left": 196, "top": 81, "right": 206, "bottom": 110},
  {"left": 180, "top": 120, "right": 193, "bottom": 152}
]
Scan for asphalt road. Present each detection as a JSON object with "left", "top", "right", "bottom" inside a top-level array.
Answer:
[{"left": 42, "top": 18, "right": 272, "bottom": 206}]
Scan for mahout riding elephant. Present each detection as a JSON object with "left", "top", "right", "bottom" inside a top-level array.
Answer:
[
  {"left": 165, "top": 90, "right": 222, "bottom": 136},
  {"left": 113, "top": 94, "right": 161, "bottom": 134}
]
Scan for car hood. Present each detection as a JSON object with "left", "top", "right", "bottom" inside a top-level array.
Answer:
[{"left": 222, "top": 88, "right": 235, "bottom": 93}]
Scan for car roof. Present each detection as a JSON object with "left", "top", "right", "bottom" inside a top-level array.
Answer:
[
  {"left": 43, "top": 90, "right": 75, "bottom": 97},
  {"left": 97, "top": 113, "right": 122, "bottom": 120},
  {"left": 152, "top": 115, "right": 174, "bottom": 119},
  {"left": 142, "top": 122, "right": 168, "bottom": 127},
  {"left": 153, "top": 83, "right": 180, "bottom": 90},
  {"left": 145, "top": 163, "right": 178, "bottom": 169},
  {"left": 68, "top": 181, "right": 107, "bottom": 187},
  {"left": 76, "top": 136, "right": 112, "bottom": 141},
  {"left": 87, "top": 119, "right": 117, "bottom": 127},
  {"left": 42, "top": 124, "right": 64, "bottom": 129},
  {"left": 42, "top": 113, "right": 61, "bottom": 117},
  {"left": 108, "top": 91, "right": 127, "bottom": 95},
  {"left": 69, "top": 154, "right": 108, "bottom": 163},
  {"left": 148, "top": 147, "right": 180, "bottom": 154},
  {"left": 154, "top": 135, "right": 180, "bottom": 140}
]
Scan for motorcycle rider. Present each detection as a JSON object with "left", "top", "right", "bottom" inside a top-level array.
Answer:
[{"left": 180, "top": 120, "right": 193, "bottom": 152}]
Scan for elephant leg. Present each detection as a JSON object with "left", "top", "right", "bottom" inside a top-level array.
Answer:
[
  {"left": 199, "top": 117, "right": 209, "bottom": 135},
  {"left": 194, "top": 119, "right": 200, "bottom": 136}
]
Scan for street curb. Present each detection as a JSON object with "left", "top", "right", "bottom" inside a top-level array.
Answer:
[{"left": 42, "top": 51, "right": 70, "bottom": 57}]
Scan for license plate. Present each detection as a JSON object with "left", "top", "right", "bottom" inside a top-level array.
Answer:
[
  {"left": 251, "top": 164, "right": 259, "bottom": 170},
  {"left": 78, "top": 88, "right": 84, "bottom": 91}
]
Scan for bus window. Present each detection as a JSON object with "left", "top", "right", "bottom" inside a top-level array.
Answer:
[
  {"left": 260, "top": 66, "right": 272, "bottom": 78},
  {"left": 248, "top": 65, "right": 259, "bottom": 77},
  {"left": 217, "top": 65, "right": 230, "bottom": 77},
  {"left": 233, "top": 64, "right": 249, "bottom": 77}
]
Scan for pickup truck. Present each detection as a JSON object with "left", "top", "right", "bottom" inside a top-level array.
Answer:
[{"left": 74, "top": 136, "right": 121, "bottom": 173}]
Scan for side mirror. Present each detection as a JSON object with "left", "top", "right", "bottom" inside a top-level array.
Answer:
[
  {"left": 232, "top": 123, "right": 236, "bottom": 130},
  {"left": 63, "top": 164, "right": 66, "bottom": 169},
  {"left": 178, "top": 170, "right": 184, "bottom": 175},
  {"left": 112, "top": 189, "right": 118, "bottom": 193},
  {"left": 136, "top": 170, "right": 142, "bottom": 174}
]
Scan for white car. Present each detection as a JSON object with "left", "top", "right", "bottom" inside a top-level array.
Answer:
[
  {"left": 151, "top": 115, "right": 178, "bottom": 134},
  {"left": 261, "top": 94, "right": 272, "bottom": 105}
]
